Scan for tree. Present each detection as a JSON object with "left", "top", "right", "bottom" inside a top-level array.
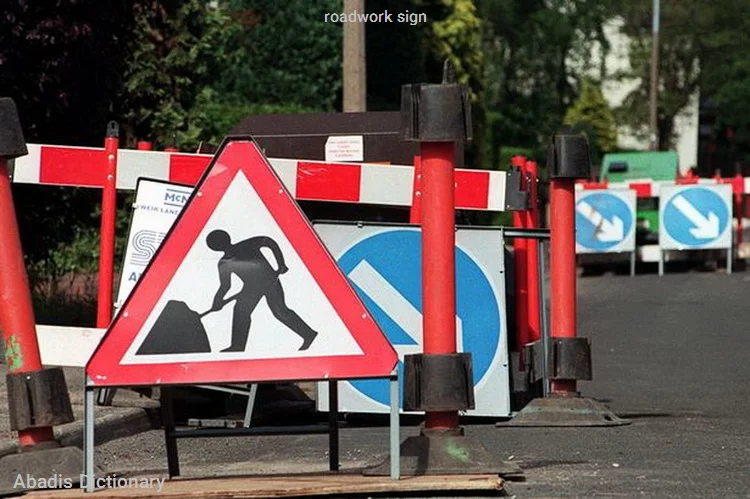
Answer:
[
  {"left": 216, "top": 0, "right": 343, "bottom": 111},
  {"left": 564, "top": 77, "right": 617, "bottom": 164},
  {"left": 613, "top": 0, "right": 702, "bottom": 151},
  {"left": 478, "top": 0, "right": 616, "bottom": 169},
  {"left": 122, "top": 0, "right": 228, "bottom": 150}
]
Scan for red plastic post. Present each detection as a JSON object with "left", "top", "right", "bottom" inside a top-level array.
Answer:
[
  {"left": 96, "top": 125, "right": 119, "bottom": 328},
  {"left": 549, "top": 178, "right": 577, "bottom": 394},
  {"left": 164, "top": 146, "right": 178, "bottom": 153},
  {"left": 525, "top": 160, "right": 541, "bottom": 343},
  {"left": 410, "top": 156, "right": 422, "bottom": 224},
  {"left": 136, "top": 141, "right": 152, "bottom": 151},
  {"left": 421, "top": 141, "right": 459, "bottom": 430},
  {"left": 0, "top": 159, "right": 56, "bottom": 446},
  {"left": 511, "top": 156, "right": 529, "bottom": 356}
]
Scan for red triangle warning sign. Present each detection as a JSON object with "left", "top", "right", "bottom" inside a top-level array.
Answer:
[{"left": 86, "top": 139, "right": 397, "bottom": 386}]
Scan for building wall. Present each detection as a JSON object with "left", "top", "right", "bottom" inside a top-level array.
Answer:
[{"left": 585, "top": 18, "right": 699, "bottom": 174}]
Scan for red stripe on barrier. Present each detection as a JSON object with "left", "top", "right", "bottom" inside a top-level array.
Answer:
[
  {"left": 455, "top": 170, "right": 489, "bottom": 209},
  {"left": 629, "top": 182, "right": 652, "bottom": 198},
  {"left": 168, "top": 155, "right": 211, "bottom": 185},
  {"left": 40, "top": 147, "right": 105, "bottom": 187},
  {"left": 296, "top": 162, "right": 361, "bottom": 202}
]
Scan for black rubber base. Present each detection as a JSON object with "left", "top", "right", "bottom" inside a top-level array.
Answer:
[
  {"left": 499, "top": 396, "right": 631, "bottom": 427},
  {"left": 364, "top": 428, "right": 523, "bottom": 478}
]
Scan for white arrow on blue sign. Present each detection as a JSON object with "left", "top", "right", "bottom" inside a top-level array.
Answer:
[
  {"left": 575, "top": 190, "right": 637, "bottom": 254},
  {"left": 659, "top": 185, "right": 732, "bottom": 250},
  {"left": 314, "top": 223, "right": 510, "bottom": 417}
]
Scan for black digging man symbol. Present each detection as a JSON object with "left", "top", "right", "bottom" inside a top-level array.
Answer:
[{"left": 136, "top": 230, "right": 319, "bottom": 356}]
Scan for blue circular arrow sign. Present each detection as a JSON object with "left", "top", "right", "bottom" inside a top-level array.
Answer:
[
  {"left": 663, "top": 187, "right": 729, "bottom": 247},
  {"left": 335, "top": 229, "right": 502, "bottom": 408},
  {"left": 575, "top": 192, "right": 634, "bottom": 251}
]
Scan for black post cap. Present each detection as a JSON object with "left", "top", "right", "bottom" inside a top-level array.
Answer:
[
  {"left": 401, "top": 60, "right": 472, "bottom": 143},
  {"left": 547, "top": 128, "right": 592, "bottom": 179},
  {"left": 0, "top": 98, "right": 27, "bottom": 159}
]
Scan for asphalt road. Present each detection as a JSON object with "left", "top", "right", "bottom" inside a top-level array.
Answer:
[{"left": 93, "top": 270, "right": 750, "bottom": 497}]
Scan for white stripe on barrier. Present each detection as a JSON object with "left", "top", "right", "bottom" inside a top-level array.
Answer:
[
  {"left": 118, "top": 150, "right": 170, "bottom": 189},
  {"left": 268, "top": 158, "right": 299, "bottom": 197},
  {"left": 359, "top": 163, "right": 413, "bottom": 206},
  {"left": 12, "top": 144, "right": 42, "bottom": 184},
  {"left": 487, "top": 171, "right": 507, "bottom": 211},
  {"left": 37, "top": 325, "right": 105, "bottom": 367}
]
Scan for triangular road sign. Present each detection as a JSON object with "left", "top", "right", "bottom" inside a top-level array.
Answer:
[{"left": 86, "top": 139, "right": 397, "bottom": 386}]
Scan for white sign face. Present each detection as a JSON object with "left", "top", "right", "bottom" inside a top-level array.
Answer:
[
  {"left": 116, "top": 180, "right": 193, "bottom": 309},
  {"left": 314, "top": 223, "right": 510, "bottom": 417},
  {"left": 659, "top": 184, "right": 732, "bottom": 250},
  {"left": 324, "top": 135, "right": 364, "bottom": 162},
  {"left": 575, "top": 189, "right": 637, "bottom": 254}
]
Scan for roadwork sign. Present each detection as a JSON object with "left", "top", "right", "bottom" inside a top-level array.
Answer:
[
  {"left": 660, "top": 184, "right": 732, "bottom": 250},
  {"left": 575, "top": 190, "right": 636, "bottom": 253},
  {"left": 86, "top": 139, "right": 396, "bottom": 386},
  {"left": 315, "top": 223, "right": 510, "bottom": 417}
]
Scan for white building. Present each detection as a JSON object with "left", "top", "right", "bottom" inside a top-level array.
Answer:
[{"left": 586, "top": 18, "right": 699, "bottom": 174}]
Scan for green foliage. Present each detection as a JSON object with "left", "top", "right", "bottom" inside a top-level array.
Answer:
[
  {"left": 564, "top": 78, "right": 617, "bottom": 164},
  {"left": 217, "top": 0, "right": 342, "bottom": 111},
  {"left": 422, "top": 0, "right": 483, "bottom": 103},
  {"left": 122, "top": 1, "right": 228, "bottom": 150},
  {"left": 478, "top": 0, "right": 616, "bottom": 156}
]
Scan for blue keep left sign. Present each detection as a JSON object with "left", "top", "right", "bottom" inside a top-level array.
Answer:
[
  {"left": 660, "top": 185, "right": 732, "bottom": 250},
  {"left": 314, "top": 223, "right": 510, "bottom": 417},
  {"left": 575, "top": 190, "right": 637, "bottom": 253}
]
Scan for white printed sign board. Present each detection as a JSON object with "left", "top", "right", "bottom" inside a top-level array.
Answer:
[
  {"left": 324, "top": 135, "right": 364, "bottom": 162},
  {"left": 116, "top": 179, "right": 193, "bottom": 309}
]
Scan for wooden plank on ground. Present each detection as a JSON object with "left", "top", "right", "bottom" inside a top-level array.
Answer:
[{"left": 27, "top": 473, "right": 503, "bottom": 498}]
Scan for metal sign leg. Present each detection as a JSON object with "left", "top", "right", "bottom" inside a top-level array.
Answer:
[
  {"left": 389, "top": 371, "right": 400, "bottom": 480},
  {"left": 537, "top": 239, "right": 550, "bottom": 398},
  {"left": 728, "top": 246, "right": 733, "bottom": 274},
  {"left": 328, "top": 380, "right": 339, "bottom": 472},
  {"left": 161, "top": 388, "right": 180, "bottom": 478},
  {"left": 658, "top": 249, "right": 665, "bottom": 276},
  {"left": 83, "top": 380, "right": 95, "bottom": 492},
  {"left": 242, "top": 384, "right": 258, "bottom": 428},
  {"left": 630, "top": 250, "right": 636, "bottom": 277}
]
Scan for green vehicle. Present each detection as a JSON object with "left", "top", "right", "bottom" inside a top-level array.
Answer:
[{"left": 600, "top": 151, "right": 679, "bottom": 242}]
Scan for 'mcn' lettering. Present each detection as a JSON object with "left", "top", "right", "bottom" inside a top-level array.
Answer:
[{"left": 164, "top": 192, "right": 188, "bottom": 204}]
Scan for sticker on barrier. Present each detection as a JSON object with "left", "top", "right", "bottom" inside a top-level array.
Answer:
[
  {"left": 86, "top": 139, "right": 396, "bottom": 386},
  {"left": 314, "top": 223, "right": 510, "bottom": 417},
  {"left": 659, "top": 184, "right": 732, "bottom": 250},
  {"left": 575, "top": 189, "right": 637, "bottom": 254}
]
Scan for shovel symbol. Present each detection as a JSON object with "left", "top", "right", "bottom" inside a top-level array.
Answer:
[{"left": 135, "top": 293, "right": 242, "bottom": 356}]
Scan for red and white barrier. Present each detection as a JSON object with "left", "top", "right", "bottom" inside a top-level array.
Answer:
[
  {"left": 576, "top": 176, "right": 750, "bottom": 197},
  {"left": 12, "top": 144, "right": 509, "bottom": 211}
]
